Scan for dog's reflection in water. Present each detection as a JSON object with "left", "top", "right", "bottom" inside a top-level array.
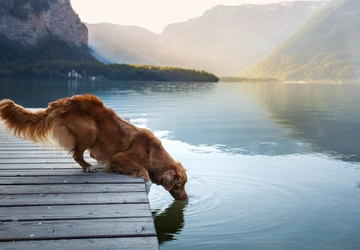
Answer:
[{"left": 152, "top": 200, "right": 188, "bottom": 244}]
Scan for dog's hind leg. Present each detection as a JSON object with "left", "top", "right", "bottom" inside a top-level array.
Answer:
[
  {"left": 57, "top": 119, "right": 97, "bottom": 173},
  {"left": 72, "top": 145, "right": 96, "bottom": 173}
]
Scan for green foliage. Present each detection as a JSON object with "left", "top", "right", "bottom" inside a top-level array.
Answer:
[
  {"left": 0, "top": 61, "right": 219, "bottom": 82},
  {"left": 0, "top": 34, "right": 219, "bottom": 82},
  {"left": 0, "top": 60, "right": 218, "bottom": 82},
  {"left": 0, "top": 33, "right": 96, "bottom": 62},
  {"left": 220, "top": 77, "right": 278, "bottom": 82}
]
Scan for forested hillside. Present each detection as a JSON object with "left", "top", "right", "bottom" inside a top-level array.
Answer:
[
  {"left": 240, "top": 0, "right": 360, "bottom": 82},
  {"left": 0, "top": 34, "right": 218, "bottom": 81}
]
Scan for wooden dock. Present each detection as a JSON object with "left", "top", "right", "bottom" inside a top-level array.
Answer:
[{"left": 0, "top": 127, "right": 159, "bottom": 250}]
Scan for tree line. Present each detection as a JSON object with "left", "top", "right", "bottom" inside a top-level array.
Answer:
[{"left": 0, "top": 34, "right": 219, "bottom": 82}]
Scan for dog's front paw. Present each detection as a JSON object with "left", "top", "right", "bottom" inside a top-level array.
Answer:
[{"left": 85, "top": 165, "right": 97, "bottom": 173}]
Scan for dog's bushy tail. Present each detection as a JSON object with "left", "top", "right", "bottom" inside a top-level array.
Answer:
[{"left": 0, "top": 99, "right": 52, "bottom": 142}]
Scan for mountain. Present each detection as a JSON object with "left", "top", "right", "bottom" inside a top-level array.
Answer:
[
  {"left": 0, "top": 0, "right": 218, "bottom": 82},
  {"left": 0, "top": 0, "right": 96, "bottom": 65},
  {"left": 0, "top": 0, "right": 87, "bottom": 47},
  {"left": 87, "top": 1, "right": 324, "bottom": 76},
  {"left": 87, "top": 23, "right": 162, "bottom": 64},
  {"left": 240, "top": 0, "right": 360, "bottom": 82},
  {"left": 160, "top": 1, "right": 324, "bottom": 76}
]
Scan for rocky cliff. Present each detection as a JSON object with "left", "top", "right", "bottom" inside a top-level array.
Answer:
[{"left": 0, "top": 0, "right": 87, "bottom": 47}]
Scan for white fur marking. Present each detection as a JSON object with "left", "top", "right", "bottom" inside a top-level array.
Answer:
[
  {"left": 91, "top": 163, "right": 104, "bottom": 169},
  {"left": 86, "top": 165, "right": 98, "bottom": 173}
]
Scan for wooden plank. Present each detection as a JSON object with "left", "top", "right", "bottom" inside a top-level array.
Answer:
[
  {"left": 0, "top": 148, "right": 49, "bottom": 151},
  {"left": 0, "top": 171, "right": 143, "bottom": 183},
  {"left": 0, "top": 191, "right": 148, "bottom": 206},
  {"left": 0, "top": 153, "right": 93, "bottom": 159},
  {"left": 0, "top": 163, "right": 87, "bottom": 169},
  {"left": 0, "top": 147, "right": 57, "bottom": 150},
  {"left": 0, "top": 169, "right": 124, "bottom": 176},
  {"left": 0, "top": 147, "right": 60, "bottom": 150},
  {"left": 0, "top": 138, "right": 36, "bottom": 142},
  {"left": 0, "top": 237, "right": 159, "bottom": 250},
  {"left": 0, "top": 153, "right": 76, "bottom": 158},
  {"left": 0, "top": 141, "right": 48, "bottom": 144},
  {"left": 0, "top": 158, "right": 90, "bottom": 163},
  {"left": 0, "top": 183, "right": 145, "bottom": 194},
  {"left": 0, "top": 152, "right": 72, "bottom": 157},
  {"left": 0, "top": 141, "right": 40, "bottom": 146},
  {"left": 0, "top": 204, "right": 152, "bottom": 221},
  {"left": 0, "top": 175, "right": 143, "bottom": 184},
  {"left": 0, "top": 192, "right": 148, "bottom": 206},
  {"left": 0, "top": 218, "right": 156, "bottom": 241}
]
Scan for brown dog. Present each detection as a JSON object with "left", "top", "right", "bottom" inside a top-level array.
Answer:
[{"left": 0, "top": 94, "right": 188, "bottom": 200}]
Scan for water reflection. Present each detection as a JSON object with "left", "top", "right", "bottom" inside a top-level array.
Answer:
[
  {"left": 107, "top": 81, "right": 215, "bottom": 94},
  {"left": 152, "top": 200, "right": 187, "bottom": 244},
  {"left": 0, "top": 79, "right": 215, "bottom": 107},
  {"left": 242, "top": 83, "right": 360, "bottom": 162},
  {"left": 0, "top": 79, "right": 97, "bottom": 107},
  {"left": 1, "top": 80, "right": 360, "bottom": 163}
]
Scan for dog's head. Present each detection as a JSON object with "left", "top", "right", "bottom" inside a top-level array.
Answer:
[{"left": 159, "top": 162, "right": 188, "bottom": 201}]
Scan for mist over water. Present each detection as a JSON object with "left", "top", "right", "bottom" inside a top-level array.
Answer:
[{"left": 1, "top": 80, "right": 359, "bottom": 249}]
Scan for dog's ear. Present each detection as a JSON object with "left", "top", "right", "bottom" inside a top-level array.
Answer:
[{"left": 160, "top": 169, "right": 179, "bottom": 191}]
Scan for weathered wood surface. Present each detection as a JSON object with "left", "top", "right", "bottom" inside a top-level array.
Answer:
[
  {"left": 0, "top": 126, "right": 159, "bottom": 249},
  {"left": 0, "top": 237, "right": 159, "bottom": 250}
]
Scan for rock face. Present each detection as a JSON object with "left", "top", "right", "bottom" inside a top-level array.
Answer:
[{"left": 0, "top": 0, "right": 87, "bottom": 47}]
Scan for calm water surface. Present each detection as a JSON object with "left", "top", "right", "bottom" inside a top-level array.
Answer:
[{"left": 1, "top": 80, "right": 359, "bottom": 249}]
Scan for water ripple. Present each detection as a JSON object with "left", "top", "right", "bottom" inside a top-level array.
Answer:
[
  {"left": 185, "top": 176, "right": 302, "bottom": 235},
  {"left": 150, "top": 175, "right": 304, "bottom": 245}
]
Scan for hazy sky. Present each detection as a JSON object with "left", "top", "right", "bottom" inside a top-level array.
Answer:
[{"left": 70, "top": 0, "right": 322, "bottom": 34}]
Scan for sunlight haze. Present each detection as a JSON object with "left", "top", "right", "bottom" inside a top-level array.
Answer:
[{"left": 70, "top": 0, "right": 323, "bottom": 34}]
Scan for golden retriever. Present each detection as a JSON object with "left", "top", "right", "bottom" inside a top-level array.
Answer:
[{"left": 0, "top": 94, "right": 188, "bottom": 200}]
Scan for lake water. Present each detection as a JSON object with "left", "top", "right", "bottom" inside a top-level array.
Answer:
[{"left": 1, "top": 80, "right": 359, "bottom": 249}]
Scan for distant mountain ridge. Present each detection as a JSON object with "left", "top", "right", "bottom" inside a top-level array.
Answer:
[
  {"left": 240, "top": 0, "right": 360, "bottom": 81},
  {"left": 87, "top": 1, "right": 324, "bottom": 76},
  {"left": 87, "top": 23, "right": 162, "bottom": 65}
]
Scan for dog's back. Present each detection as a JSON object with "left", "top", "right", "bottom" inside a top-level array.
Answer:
[
  {"left": 47, "top": 95, "right": 104, "bottom": 153},
  {"left": 0, "top": 94, "right": 122, "bottom": 171},
  {"left": 0, "top": 95, "right": 103, "bottom": 144}
]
